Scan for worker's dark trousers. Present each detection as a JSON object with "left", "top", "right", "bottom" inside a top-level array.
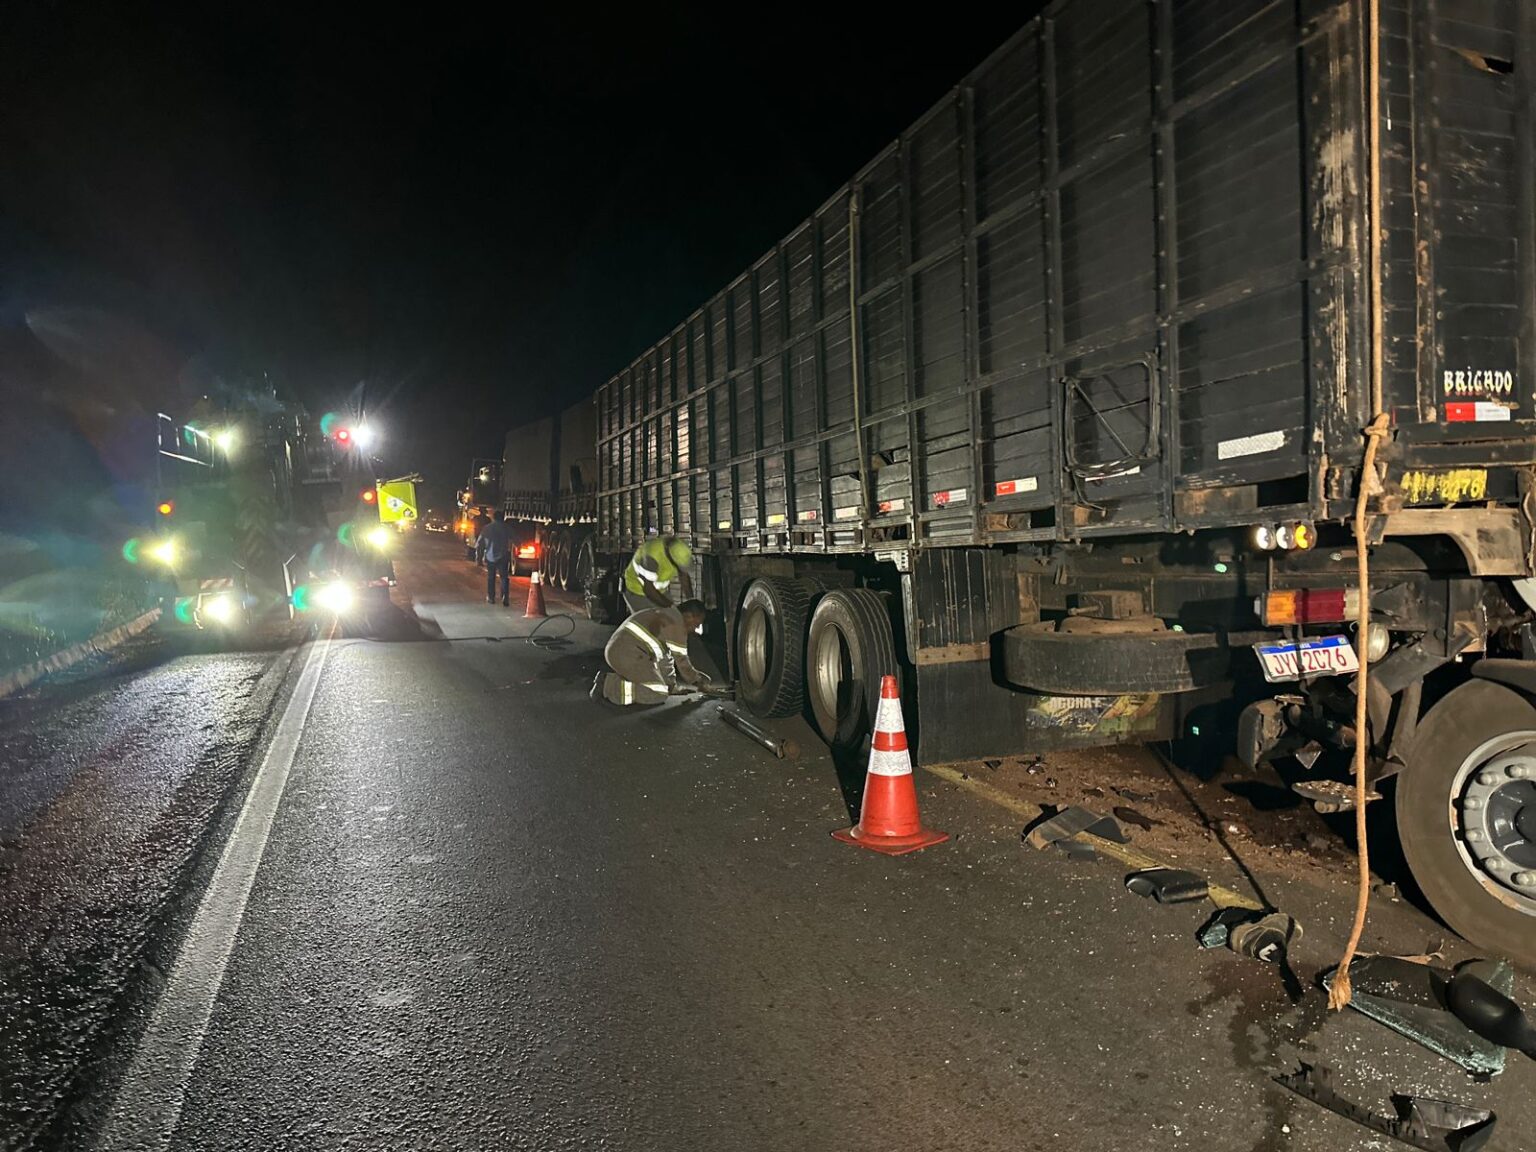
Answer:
[{"left": 486, "top": 556, "right": 511, "bottom": 605}]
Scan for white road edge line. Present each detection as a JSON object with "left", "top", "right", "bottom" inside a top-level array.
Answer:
[{"left": 98, "top": 636, "right": 331, "bottom": 1152}]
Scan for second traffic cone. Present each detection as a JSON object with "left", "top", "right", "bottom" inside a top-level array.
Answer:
[
  {"left": 524, "top": 570, "right": 547, "bottom": 618},
  {"left": 833, "top": 675, "right": 948, "bottom": 855}
]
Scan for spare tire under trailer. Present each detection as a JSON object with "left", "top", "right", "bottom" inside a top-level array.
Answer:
[{"left": 735, "top": 577, "right": 812, "bottom": 718}]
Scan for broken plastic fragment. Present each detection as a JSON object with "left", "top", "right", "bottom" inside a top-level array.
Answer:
[{"left": 1275, "top": 1062, "right": 1497, "bottom": 1152}]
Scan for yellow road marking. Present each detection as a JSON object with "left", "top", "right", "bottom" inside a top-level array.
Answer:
[{"left": 923, "top": 762, "right": 1265, "bottom": 911}]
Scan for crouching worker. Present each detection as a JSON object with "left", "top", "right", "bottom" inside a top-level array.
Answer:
[{"left": 592, "top": 599, "right": 709, "bottom": 707}]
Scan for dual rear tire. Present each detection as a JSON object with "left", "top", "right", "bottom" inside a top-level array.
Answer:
[{"left": 735, "top": 578, "right": 898, "bottom": 750}]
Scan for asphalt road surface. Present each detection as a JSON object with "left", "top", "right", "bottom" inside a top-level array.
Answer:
[{"left": 2, "top": 534, "right": 1532, "bottom": 1151}]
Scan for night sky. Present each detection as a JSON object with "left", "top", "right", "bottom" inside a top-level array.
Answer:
[{"left": 2, "top": 8, "right": 1030, "bottom": 512}]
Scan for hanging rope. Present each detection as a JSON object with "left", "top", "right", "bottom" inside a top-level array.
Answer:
[
  {"left": 1329, "top": 0, "right": 1387, "bottom": 1012},
  {"left": 1329, "top": 412, "right": 1390, "bottom": 1010}
]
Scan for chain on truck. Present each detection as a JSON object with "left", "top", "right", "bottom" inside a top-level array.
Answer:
[{"left": 501, "top": 1, "right": 1536, "bottom": 965}]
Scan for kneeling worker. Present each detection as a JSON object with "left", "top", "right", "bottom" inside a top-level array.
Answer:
[
  {"left": 622, "top": 535, "right": 693, "bottom": 614},
  {"left": 593, "top": 598, "right": 709, "bottom": 707}
]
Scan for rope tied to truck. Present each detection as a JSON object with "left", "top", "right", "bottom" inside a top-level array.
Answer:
[
  {"left": 1329, "top": 0, "right": 1386, "bottom": 1014},
  {"left": 1329, "top": 412, "right": 1390, "bottom": 1012}
]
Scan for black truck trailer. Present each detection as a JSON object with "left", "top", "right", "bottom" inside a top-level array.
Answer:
[
  {"left": 501, "top": 398, "right": 600, "bottom": 591},
  {"left": 514, "top": 0, "right": 1534, "bottom": 962}
]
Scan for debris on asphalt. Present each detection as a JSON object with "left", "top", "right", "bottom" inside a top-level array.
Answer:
[
  {"left": 1275, "top": 1063, "right": 1498, "bottom": 1152},
  {"left": 1321, "top": 956, "right": 1513, "bottom": 1078},
  {"left": 983, "top": 759, "right": 1002, "bottom": 770},
  {"left": 717, "top": 707, "right": 800, "bottom": 760},
  {"left": 1024, "top": 806, "right": 1127, "bottom": 852},
  {"left": 1447, "top": 966, "right": 1536, "bottom": 1062},
  {"left": 1124, "top": 867, "right": 1208, "bottom": 904},
  {"left": 1112, "top": 805, "right": 1155, "bottom": 831},
  {"left": 1197, "top": 906, "right": 1265, "bottom": 950},
  {"left": 1082, "top": 786, "right": 1106, "bottom": 798},
  {"left": 1113, "top": 786, "right": 1154, "bottom": 804},
  {"left": 1226, "top": 911, "right": 1302, "bottom": 964},
  {"left": 1291, "top": 778, "right": 1384, "bottom": 814}
]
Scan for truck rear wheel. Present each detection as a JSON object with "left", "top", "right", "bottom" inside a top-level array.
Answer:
[
  {"left": 735, "top": 577, "right": 811, "bottom": 718},
  {"left": 807, "top": 589, "right": 899, "bottom": 751},
  {"left": 576, "top": 538, "right": 612, "bottom": 624},
  {"left": 544, "top": 536, "right": 564, "bottom": 590},
  {"left": 1396, "top": 678, "right": 1536, "bottom": 967}
]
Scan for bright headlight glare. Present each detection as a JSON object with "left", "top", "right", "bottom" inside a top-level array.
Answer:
[
  {"left": 313, "top": 581, "right": 355, "bottom": 614},
  {"left": 202, "top": 594, "right": 236, "bottom": 624},
  {"left": 149, "top": 539, "right": 179, "bottom": 566},
  {"left": 367, "top": 526, "right": 392, "bottom": 550},
  {"left": 352, "top": 424, "right": 377, "bottom": 449}
]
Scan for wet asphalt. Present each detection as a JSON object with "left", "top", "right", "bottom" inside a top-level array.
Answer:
[{"left": 2, "top": 536, "right": 1533, "bottom": 1151}]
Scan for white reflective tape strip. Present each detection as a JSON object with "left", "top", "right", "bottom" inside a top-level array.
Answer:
[
  {"left": 717, "top": 519, "right": 733, "bottom": 530},
  {"left": 873, "top": 695, "right": 905, "bottom": 734},
  {"left": 633, "top": 560, "right": 660, "bottom": 580},
  {"left": 877, "top": 498, "right": 906, "bottom": 513},
  {"left": 641, "top": 682, "right": 669, "bottom": 693},
  {"left": 766, "top": 513, "right": 786, "bottom": 526},
  {"left": 621, "top": 618, "right": 665, "bottom": 658},
  {"left": 1087, "top": 465, "right": 1141, "bottom": 482},
  {"left": 866, "top": 748, "right": 913, "bottom": 777},
  {"left": 797, "top": 509, "right": 819, "bottom": 522},
  {"left": 654, "top": 579, "right": 671, "bottom": 591},
  {"left": 665, "top": 641, "right": 689, "bottom": 655},
  {"left": 1217, "top": 430, "right": 1286, "bottom": 460},
  {"left": 833, "top": 506, "right": 859, "bottom": 521},
  {"left": 932, "top": 487, "right": 968, "bottom": 507},
  {"left": 993, "top": 476, "right": 1039, "bottom": 497}
]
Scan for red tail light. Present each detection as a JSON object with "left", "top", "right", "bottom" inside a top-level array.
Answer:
[
  {"left": 517, "top": 543, "right": 538, "bottom": 559},
  {"left": 1258, "top": 587, "right": 1359, "bottom": 626}
]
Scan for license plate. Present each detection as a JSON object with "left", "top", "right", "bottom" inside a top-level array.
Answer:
[{"left": 1254, "top": 635, "right": 1360, "bottom": 683}]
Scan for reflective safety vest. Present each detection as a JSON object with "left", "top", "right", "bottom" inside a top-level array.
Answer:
[{"left": 623, "top": 538, "right": 680, "bottom": 596}]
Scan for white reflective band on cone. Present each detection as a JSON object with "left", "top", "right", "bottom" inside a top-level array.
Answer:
[
  {"left": 866, "top": 748, "right": 913, "bottom": 777},
  {"left": 621, "top": 681, "right": 634, "bottom": 704},
  {"left": 873, "top": 695, "right": 904, "bottom": 735}
]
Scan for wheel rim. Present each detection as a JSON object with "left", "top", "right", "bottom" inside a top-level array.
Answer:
[
  {"left": 811, "top": 622, "right": 854, "bottom": 730},
  {"left": 1450, "top": 732, "right": 1536, "bottom": 916},
  {"left": 740, "top": 606, "right": 771, "bottom": 688}
]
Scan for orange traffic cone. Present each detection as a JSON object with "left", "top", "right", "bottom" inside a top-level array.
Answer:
[
  {"left": 524, "top": 570, "right": 547, "bottom": 619},
  {"left": 833, "top": 676, "right": 948, "bottom": 855}
]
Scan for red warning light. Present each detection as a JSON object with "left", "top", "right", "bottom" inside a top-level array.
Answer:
[
  {"left": 362, "top": 488, "right": 377, "bottom": 504},
  {"left": 335, "top": 428, "right": 352, "bottom": 444},
  {"left": 156, "top": 500, "right": 175, "bottom": 516}
]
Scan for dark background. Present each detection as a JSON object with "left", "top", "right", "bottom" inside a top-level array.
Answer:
[{"left": 1, "top": 7, "right": 1031, "bottom": 515}]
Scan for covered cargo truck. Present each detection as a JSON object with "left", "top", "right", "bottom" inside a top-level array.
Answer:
[{"left": 569, "top": 0, "right": 1535, "bottom": 963}]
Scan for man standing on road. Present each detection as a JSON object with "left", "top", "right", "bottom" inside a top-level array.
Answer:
[
  {"left": 621, "top": 535, "right": 693, "bottom": 614},
  {"left": 467, "top": 507, "right": 492, "bottom": 563},
  {"left": 477, "top": 512, "right": 514, "bottom": 606},
  {"left": 592, "top": 599, "right": 709, "bottom": 706}
]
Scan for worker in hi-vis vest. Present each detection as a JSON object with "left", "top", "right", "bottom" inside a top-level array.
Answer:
[
  {"left": 621, "top": 535, "right": 693, "bottom": 614},
  {"left": 592, "top": 600, "right": 709, "bottom": 707}
]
